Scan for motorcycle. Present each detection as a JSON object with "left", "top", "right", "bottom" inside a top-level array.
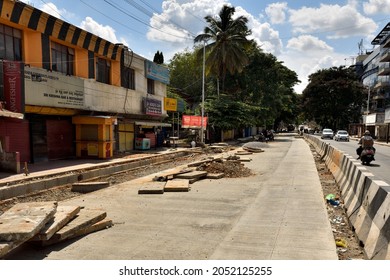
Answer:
[{"left": 360, "top": 147, "right": 375, "bottom": 165}]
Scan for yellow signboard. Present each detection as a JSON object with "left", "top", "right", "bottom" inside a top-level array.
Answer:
[{"left": 164, "top": 97, "right": 177, "bottom": 111}]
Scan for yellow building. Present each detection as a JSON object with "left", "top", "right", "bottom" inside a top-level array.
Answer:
[{"left": 0, "top": 0, "right": 170, "bottom": 162}]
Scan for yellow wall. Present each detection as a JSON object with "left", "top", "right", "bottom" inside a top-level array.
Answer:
[{"left": 23, "top": 31, "right": 43, "bottom": 68}]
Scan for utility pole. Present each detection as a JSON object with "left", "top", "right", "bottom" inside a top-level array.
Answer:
[{"left": 200, "top": 40, "right": 205, "bottom": 144}]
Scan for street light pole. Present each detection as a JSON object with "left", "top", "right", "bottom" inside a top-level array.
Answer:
[{"left": 200, "top": 40, "right": 205, "bottom": 144}]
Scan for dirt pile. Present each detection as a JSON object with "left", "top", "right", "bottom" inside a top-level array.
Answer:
[{"left": 196, "top": 160, "right": 254, "bottom": 178}]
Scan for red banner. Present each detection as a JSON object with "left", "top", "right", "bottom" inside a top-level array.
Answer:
[
  {"left": 3, "top": 61, "right": 23, "bottom": 113},
  {"left": 182, "top": 115, "right": 207, "bottom": 128}
]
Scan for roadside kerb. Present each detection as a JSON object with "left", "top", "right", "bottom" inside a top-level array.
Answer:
[
  {"left": 304, "top": 134, "right": 390, "bottom": 259},
  {"left": 0, "top": 150, "right": 189, "bottom": 201}
]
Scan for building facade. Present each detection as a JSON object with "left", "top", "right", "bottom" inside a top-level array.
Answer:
[
  {"left": 0, "top": 0, "right": 170, "bottom": 164},
  {"left": 358, "top": 23, "right": 390, "bottom": 141}
]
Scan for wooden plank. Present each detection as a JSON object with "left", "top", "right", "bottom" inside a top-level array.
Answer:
[
  {"left": 36, "top": 219, "right": 113, "bottom": 247},
  {"left": 138, "top": 182, "right": 165, "bottom": 194},
  {"left": 164, "top": 179, "right": 190, "bottom": 192},
  {"left": 0, "top": 201, "right": 57, "bottom": 242},
  {"left": 30, "top": 205, "right": 81, "bottom": 241},
  {"left": 235, "top": 151, "right": 253, "bottom": 155},
  {"left": 49, "top": 209, "right": 107, "bottom": 241}
]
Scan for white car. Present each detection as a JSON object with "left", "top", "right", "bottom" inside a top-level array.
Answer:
[
  {"left": 334, "top": 130, "right": 350, "bottom": 141},
  {"left": 321, "top": 128, "right": 334, "bottom": 139}
]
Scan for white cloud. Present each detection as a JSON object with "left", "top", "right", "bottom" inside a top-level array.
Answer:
[
  {"left": 80, "top": 17, "right": 125, "bottom": 45},
  {"left": 289, "top": 3, "right": 377, "bottom": 39},
  {"left": 364, "top": 0, "right": 390, "bottom": 14},
  {"left": 287, "top": 35, "right": 333, "bottom": 53},
  {"left": 265, "top": 2, "right": 288, "bottom": 24}
]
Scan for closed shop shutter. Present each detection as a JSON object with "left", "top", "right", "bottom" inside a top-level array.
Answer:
[
  {"left": 46, "top": 119, "right": 74, "bottom": 160},
  {"left": 0, "top": 118, "right": 30, "bottom": 163}
]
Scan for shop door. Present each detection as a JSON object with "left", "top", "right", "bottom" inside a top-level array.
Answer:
[
  {"left": 0, "top": 118, "right": 30, "bottom": 163},
  {"left": 118, "top": 123, "right": 134, "bottom": 151},
  {"left": 46, "top": 120, "right": 74, "bottom": 160},
  {"left": 30, "top": 118, "right": 48, "bottom": 162}
]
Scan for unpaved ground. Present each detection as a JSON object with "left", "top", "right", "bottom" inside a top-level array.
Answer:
[
  {"left": 0, "top": 141, "right": 366, "bottom": 259},
  {"left": 309, "top": 144, "right": 366, "bottom": 260}
]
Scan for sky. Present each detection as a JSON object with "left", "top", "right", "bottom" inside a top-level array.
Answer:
[{"left": 20, "top": 0, "right": 390, "bottom": 94}]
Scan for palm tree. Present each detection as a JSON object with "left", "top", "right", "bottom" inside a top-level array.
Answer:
[{"left": 194, "top": 5, "right": 252, "bottom": 92}]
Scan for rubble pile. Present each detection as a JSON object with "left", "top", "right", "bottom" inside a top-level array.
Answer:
[{"left": 196, "top": 160, "right": 253, "bottom": 178}]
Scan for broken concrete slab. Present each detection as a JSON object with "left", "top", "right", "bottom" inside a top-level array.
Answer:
[
  {"left": 187, "top": 158, "right": 215, "bottom": 167},
  {"left": 49, "top": 209, "right": 107, "bottom": 241},
  {"left": 175, "top": 170, "right": 208, "bottom": 180},
  {"left": 30, "top": 205, "right": 81, "bottom": 241},
  {"left": 153, "top": 168, "right": 194, "bottom": 182},
  {"left": 0, "top": 201, "right": 58, "bottom": 242},
  {"left": 164, "top": 179, "right": 190, "bottom": 192},
  {"left": 36, "top": 218, "right": 113, "bottom": 247},
  {"left": 206, "top": 173, "right": 225, "bottom": 179},
  {"left": 71, "top": 182, "right": 110, "bottom": 193},
  {"left": 138, "top": 182, "right": 165, "bottom": 194}
]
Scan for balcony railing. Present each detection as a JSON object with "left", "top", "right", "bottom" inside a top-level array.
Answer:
[
  {"left": 380, "top": 48, "right": 390, "bottom": 62},
  {"left": 378, "top": 62, "right": 390, "bottom": 76}
]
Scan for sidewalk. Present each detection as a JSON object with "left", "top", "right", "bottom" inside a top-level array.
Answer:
[{"left": 5, "top": 134, "right": 338, "bottom": 260}]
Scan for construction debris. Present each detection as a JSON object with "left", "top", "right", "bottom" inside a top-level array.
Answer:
[{"left": 0, "top": 202, "right": 112, "bottom": 258}]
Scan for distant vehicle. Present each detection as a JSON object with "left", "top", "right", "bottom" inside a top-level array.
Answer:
[
  {"left": 334, "top": 130, "right": 350, "bottom": 141},
  {"left": 321, "top": 128, "right": 334, "bottom": 139}
]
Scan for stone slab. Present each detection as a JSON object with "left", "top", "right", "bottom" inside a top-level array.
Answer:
[
  {"left": 164, "top": 179, "right": 190, "bottom": 192},
  {"left": 30, "top": 205, "right": 81, "bottom": 241},
  {"left": 0, "top": 201, "right": 58, "bottom": 242},
  {"left": 49, "top": 209, "right": 107, "bottom": 241},
  {"left": 138, "top": 182, "right": 165, "bottom": 194},
  {"left": 71, "top": 182, "right": 110, "bottom": 193}
]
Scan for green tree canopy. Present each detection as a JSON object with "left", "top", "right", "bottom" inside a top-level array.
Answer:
[
  {"left": 301, "top": 66, "right": 365, "bottom": 130},
  {"left": 194, "top": 5, "right": 252, "bottom": 92}
]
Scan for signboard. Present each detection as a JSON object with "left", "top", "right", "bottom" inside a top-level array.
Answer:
[
  {"left": 143, "top": 97, "right": 162, "bottom": 116},
  {"left": 177, "top": 100, "right": 185, "bottom": 112},
  {"left": 182, "top": 115, "right": 208, "bottom": 128},
  {"left": 144, "top": 60, "right": 170, "bottom": 84},
  {"left": 3, "top": 61, "right": 24, "bottom": 113},
  {"left": 24, "top": 67, "right": 85, "bottom": 109},
  {"left": 164, "top": 97, "right": 177, "bottom": 111}
]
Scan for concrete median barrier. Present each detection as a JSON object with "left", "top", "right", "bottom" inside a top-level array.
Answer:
[{"left": 304, "top": 134, "right": 390, "bottom": 259}]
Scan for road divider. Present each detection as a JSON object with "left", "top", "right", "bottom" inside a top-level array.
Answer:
[{"left": 304, "top": 134, "right": 390, "bottom": 260}]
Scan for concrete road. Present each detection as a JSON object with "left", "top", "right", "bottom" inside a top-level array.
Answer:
[{"left": 6, "top": 135, "right": 337, "bottom": 260}]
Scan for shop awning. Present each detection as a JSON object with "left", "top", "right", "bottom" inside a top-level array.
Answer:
[
  {"left": 135, "top": 121, "right": 171, "bottom": 127},
  {"left": 0, "top": 109, "right": 24, "bottom": 119}
]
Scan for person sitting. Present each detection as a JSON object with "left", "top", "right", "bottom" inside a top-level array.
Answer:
[{"left": 356, "top": 130, "right": 374, "bottom": 159}]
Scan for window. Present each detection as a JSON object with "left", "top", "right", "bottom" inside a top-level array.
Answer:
[
  {"left": 96, "top": 57, "right": 111, "bottom": 84},
  {"left": 0, "top": 24, "right": 22, "bottom": 61},
  {"left": 147, "top": 78, "right": 154, "bottom": 94},
  {"left": 51, "top": 41, "right": 74, "bottom": 75},
  {"left": 123, "top": 67, "right": 135, "bottom": 90}
]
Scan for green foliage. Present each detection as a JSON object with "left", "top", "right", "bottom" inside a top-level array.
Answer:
[
  {"left": 301, "top": 66, "right": 365, "bottom": 130},
  {"left": 194, "top": 5, "right": 252, "bottom": 91}
]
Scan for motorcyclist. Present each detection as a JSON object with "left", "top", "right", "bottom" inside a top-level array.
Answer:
[{"left": 356, "top": 130, "right": 375, "bottom": 159}]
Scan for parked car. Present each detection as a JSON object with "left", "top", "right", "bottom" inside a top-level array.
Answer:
[
  {"left": 334, "top": 130, "right": 350, "bottom": 141},
  {"left": 321, "top": 128, "right": 334, "bottom": 139}
]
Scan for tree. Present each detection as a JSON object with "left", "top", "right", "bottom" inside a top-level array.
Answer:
[
  {"left": 301, "top": 66, "right": 365, "bottom": 130},
  {"left": 194, "top": 5, "right": 252, "bottom": 92},
  {"left": 153, "top": 51, "right": 164, "bottom": 64}
]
